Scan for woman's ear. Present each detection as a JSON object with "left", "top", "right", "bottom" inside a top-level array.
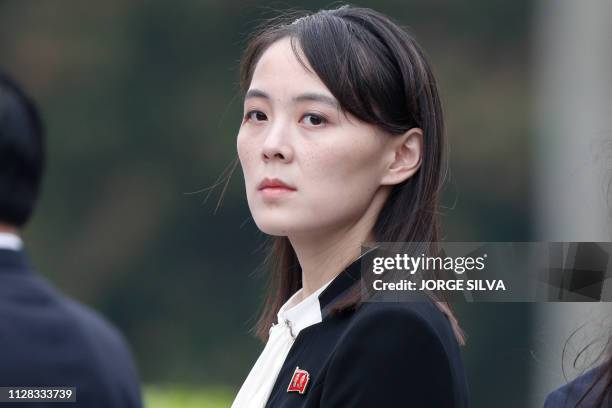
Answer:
[{"left": 380, "top": 128, "right": 423, "bottom": 186}]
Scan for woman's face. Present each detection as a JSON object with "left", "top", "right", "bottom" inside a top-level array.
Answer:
[{"left": 236, "top": 37, "right": 394, "bottom": 237}]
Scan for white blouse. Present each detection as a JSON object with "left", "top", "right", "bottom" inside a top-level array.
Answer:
[{"left": 231, "top": 277, "right": 335, "bottom": 408}]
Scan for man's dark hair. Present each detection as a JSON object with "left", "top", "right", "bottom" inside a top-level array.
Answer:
[{"left": 0, "top": 71, "right": 44, "bottom": 227}]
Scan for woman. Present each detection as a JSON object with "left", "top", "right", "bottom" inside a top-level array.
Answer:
[
  {"left": 232, "top": 5, "right": 469, "bottom": 407},
  {"left": 544, "top": 340, "right": 612, "bottom": 407}
]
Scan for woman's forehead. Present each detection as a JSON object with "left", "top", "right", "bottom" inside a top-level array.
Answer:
[{"left": 250, "top": 38, "right": 328, "bottom": 97}]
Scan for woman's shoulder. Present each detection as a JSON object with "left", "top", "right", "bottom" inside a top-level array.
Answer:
[
  {"left": 544, "top": 365, "right": 610, "bottom": 407},
  {"left": 329, "top": 297, "right": 465, "bottom": 376},
  {"left": 344, "top": 297, "right": 461, "bottom": 350},
  {"left": 321, "top": 297, "right": 469, "bottom": 407}
]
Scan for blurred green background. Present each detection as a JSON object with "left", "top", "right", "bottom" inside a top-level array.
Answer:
[{"left": 0, "top": 1, "right": 535, "bottom": 406}]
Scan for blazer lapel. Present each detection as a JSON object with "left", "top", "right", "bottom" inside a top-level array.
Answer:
[{"left": 318, "top": 253, "right": 366, "bottom": 320}]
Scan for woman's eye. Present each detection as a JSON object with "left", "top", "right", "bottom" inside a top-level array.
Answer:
[
  {"left": 245, "top": 110, "right": 267, "bottom": 122},
  {"left": 302, "top": 114, "right": 327, "bottom": 127}
]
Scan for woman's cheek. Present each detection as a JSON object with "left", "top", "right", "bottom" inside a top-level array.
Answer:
[
  {"left": 302, "top": 175, "right": 357, "bottom": 223},
  {"left": 236, "top": 134, "right": 250, "bottom": 164},
  {"left": 237, "top": 139, "right": 257, "bottom": 182}
]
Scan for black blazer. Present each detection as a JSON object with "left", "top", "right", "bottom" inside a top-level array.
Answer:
[
  {"left": 263, "top": 255, "right": 469, "bottom": 407},
  {"left": 0, "top": 248, "right": 142, "bottom": 407}
]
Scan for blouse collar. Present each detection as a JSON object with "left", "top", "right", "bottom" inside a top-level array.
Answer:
[
  {"left": 275, "top": 246, "right": 377, "bottom": 337},
  {"left": 276, "top": 275, "right": 333, "bottom": 338}
]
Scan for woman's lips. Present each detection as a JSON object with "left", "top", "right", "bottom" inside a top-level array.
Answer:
[
  {"left": 257, "top": 177, "right": 297, "bottom": 200},
  {"left": 259, "top": 186, "right": 296, "bottom": 198}
]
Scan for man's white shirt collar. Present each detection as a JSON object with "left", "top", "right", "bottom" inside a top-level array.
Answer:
[{"left": 0, "top": 232, "right": 23, "bottom": 251}]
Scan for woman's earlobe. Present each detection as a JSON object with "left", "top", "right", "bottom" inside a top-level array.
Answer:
[{"left": 382, "top": 128, "right": 423, "bottom": 185}]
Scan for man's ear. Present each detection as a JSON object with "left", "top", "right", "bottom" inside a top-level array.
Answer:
[{"left": 380, "top": 128, "right": 423, "bottom": 186}]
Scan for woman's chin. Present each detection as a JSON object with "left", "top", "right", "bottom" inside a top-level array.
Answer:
[
  {"left": 256, "top": 219, "right": 318, "bottom": 237},
  {"left": 254, "top": 221, "right": 294, "bottom": 236}
]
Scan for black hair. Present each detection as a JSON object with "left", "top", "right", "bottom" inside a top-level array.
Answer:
[
  {"left": 0, "top": 71, "right": 45, "bottom": 227},
  {"left": 239, "top": 5, "right": 464, "bottom": 344}
]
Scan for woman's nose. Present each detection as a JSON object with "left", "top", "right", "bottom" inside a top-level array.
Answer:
[{"left": 261, "top": 121, "right": 293, "bottom": 162}]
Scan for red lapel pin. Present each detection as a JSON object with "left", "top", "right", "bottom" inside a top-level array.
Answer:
[{"left": 287, "top": 366, "right": 310, "bottom": 394}]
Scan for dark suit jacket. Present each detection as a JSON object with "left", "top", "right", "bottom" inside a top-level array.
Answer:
[
  {"left": 0, "top": 248, "right": 142, "bottom": 407},
  {"left": 263, "top": 255, "right": 469, "bottom": 407},
  {"left": 544, "top": 366, "right": 611, "bottom": 407}
]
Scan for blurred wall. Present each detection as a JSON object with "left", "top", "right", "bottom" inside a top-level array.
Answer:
[{"left": 531, "top": 0, "right": 612, "bottom": 405}]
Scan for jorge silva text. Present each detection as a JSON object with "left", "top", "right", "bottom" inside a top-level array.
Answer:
[{"left": 372, "top": 279, "right": 507, "bottom": 291}]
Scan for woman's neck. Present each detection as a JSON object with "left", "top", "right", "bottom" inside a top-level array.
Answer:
[
  {"left": 290, "top": 230, "right": 363, "bottom": 299},
  {"left": 288, "top": 192, "right": 386, "bottom": 299}
]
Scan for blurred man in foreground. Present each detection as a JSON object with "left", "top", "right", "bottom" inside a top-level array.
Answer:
[{"left": 0, "top": 71, "right": 143, "bottom": 407}]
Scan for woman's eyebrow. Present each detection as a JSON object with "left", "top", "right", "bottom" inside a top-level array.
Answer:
[
  {"left": 293, "top": 92, "right": 339, "bottom": 109},
  {"left": 245, "top": 88, "right": 339, "bottom": 109},
  {"left": 244, "top": 88, "right": 269, "bottom": 101}
]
